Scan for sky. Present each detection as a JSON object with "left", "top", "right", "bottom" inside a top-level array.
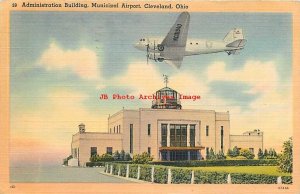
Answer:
[{"left": 10, "top": 11, "right": 292, "bottom": 166}]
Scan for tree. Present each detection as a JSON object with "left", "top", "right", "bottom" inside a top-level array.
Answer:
[
  {"left": 132, "top": 152, "right": 153, "bottom": 164},
  {"left": 90, "top": 154, "right": 101, "bottom": 162},
  {"left": 120, "top": 150, "right": 125, "bottom": 161},
  {"left": 278, "top": 137, "right": 293, "bottom": 173},
  {"left": 263, "top": 149, "right": 269, "bottom": 158},
  {"left": 207, "top": 148, "right": 216, "bottom": 160},
  {"left": 268, "top": 148, "right": 278, "bottom": 159},
  {"left": 113, "top": 150, "right": 120, "bottom": 161},
  {"left": 226, "top": 148, "right": 233, "bottom": 157},
  {"left": 257, "top": 148, "right": 264, "bottom": 159},
  {"left": 232, "top": 146, "right": 240, "bottom": 157},
  {"left": 240, "top": 149, "right": 255, "bottom": 159},
  {"left": 124, "top": 153, "right": 132, "bottom": 161},
  {"left": 216, "top": 150, "right": 226, "bottom": 160},
  {"left": 99, "top": 153, "right": 114, "bottom": 161}
]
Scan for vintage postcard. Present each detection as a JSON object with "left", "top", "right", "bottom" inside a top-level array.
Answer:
[{"left": 0, "top": 0, "right": 299, "bottom": 194}]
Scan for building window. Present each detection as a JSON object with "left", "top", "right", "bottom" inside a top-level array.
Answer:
[
  {"left": 161, "top": 151, "right": 168, "bottom": 161},
  {"left": 190, "top": 150, "right": 198, "bottom": 160},
  {"left": 106, "top": 147, "right": 113, "bottom": 155},
  {"left": 114, "top": 126, "right": 115, "bottom": 133},
  {"left": 148, "top": 147, "right": 151, "bottom": 155},
  {"left": 170, "top": 124, "right": 187, "bottom": 147},
  {"left": 148, "top": 124, "right": 151, "bottom": 136},
  {"left": 91, "top": 147, "right": 97, "bottom": 157},
  {"left": 119, "top": 125, "right": 121, "bottom": 133},
  {"left": 206, "top": 147, "right": 209, "bottom": 157},
  {"left": 130, "top": 124, "right": 133, "bottom": 153},
  {"left": 110, "top": 128, "right": 111, "bottom": 133},
  {"left": 206, "top": 125, "right": 209, "bottom": 136},
  {"left": 161, "top": 124, "right": 168, "bottom": 147},
  {"left": 190, "top": 125, "right": 195, "bottom": 147},
  {"left": 221, "top": 126, "right": 224, "bottom": 152}
]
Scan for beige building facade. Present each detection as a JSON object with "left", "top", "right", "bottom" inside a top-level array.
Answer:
[{"left": 70, "top": 86, "right": 264, "bottom": 166}]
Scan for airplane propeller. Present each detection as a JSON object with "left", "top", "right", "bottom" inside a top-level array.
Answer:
[
  {"left": 153, "top": 40, "right": 156, "bottom": 62},
  {"left": 146, "top": 43, "right": 150, "bottom": 64}
]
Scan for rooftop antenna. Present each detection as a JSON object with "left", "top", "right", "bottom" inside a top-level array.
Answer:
[{"left": 163, "top": 74, "right": 169, "bottom": 87}]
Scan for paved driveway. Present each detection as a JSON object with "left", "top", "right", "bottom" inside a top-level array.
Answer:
[{"left": 10, "top": 166, "right": 135, "bottom": 183}]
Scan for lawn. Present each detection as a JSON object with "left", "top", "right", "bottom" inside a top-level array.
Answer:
[{"left": 185, "top": 166, "right": 291, "bottom": 176}]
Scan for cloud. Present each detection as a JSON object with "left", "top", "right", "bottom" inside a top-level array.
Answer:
[
  {"left": 38, "top": 41, "right": 100, "bottom": 81},
  {"left": 206, "top": 60, "right": 278, "bottom": 94},
  {"left": 10, "top": 89, "right": 108, "bottom": 166},
  {"left": 113, "top": 61, "right": 211, "bottom": 106},
  {"left": 113, "top": 61, "right": 162, "bottom": 95},
  {"left": 205, "top": 60, "right": 292, "bottom": 151}
]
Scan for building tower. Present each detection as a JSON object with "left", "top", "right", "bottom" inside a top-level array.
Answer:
[
  {"left": 151, "top": 75, "right": 182, "bottom": 109},
  {"left": 78, "top": 123, "right": 85, "bottom": 133}
]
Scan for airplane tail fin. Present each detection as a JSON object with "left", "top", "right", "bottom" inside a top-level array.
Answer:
[
  {"left": 224, "top": 28, "right": 246, "bottom": 55},
  {"left": 223, "top": 28, "right": 244, "bottom": 43}
]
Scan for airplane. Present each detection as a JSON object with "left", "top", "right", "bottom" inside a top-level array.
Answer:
[{"left": 134, "top": 12, "right": 247, "bottom": 68}]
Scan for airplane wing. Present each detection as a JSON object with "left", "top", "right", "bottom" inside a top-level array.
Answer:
[
  {"left": 165, "top": 59, "right": 183, "bottom": 69},
  {"left": 161, "top": 12, "right": 190, "bottom": 47}
]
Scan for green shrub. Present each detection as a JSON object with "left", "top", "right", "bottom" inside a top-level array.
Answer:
[
  {"left": 234, "top": 156, "right": 247, "bottom": 160},
  {"left": 172, "top": 168, "right": 192, "bottom": 184},
  {"left": 154, "top": 166, "right": 168, "bottom": 184},
  {"left": 282, "top": 176, "right": 293, "bottom": 184},
  {"left": 129, "top": 164, "right": 138, "bottom": 178},
  {"left": 194, "top": 171, "right": 227, "bottom": 184},
  {"left": 132, "top": 152, "right": 153, "bottom": 164},
  {"left": 103, "top": 162, "right": 292, "bottom": 185},
  {"left": 90, "top": 153, "right": 114, "bottom": 162},
  {"left": 232, "top": 146, "right": 240, "bottom": 157},
  {"left": 216, "top": 151, "right": 226, "bottom": 160},
  {"left": 257, "top": 148, "right": 264, "bottom": 159},
  {"left": 206, "top": 148, "right": 216, "bottom": 160},
  {"left": 278, "top": 137, "right": 293, "bottom": 173},
  {"left": 120, "top": 164, "right": 127, "bottom": 177},
  {"left": 139, "top": 165, "right": 152, "bottom": 182},
  {"left": 112, "top": 164, "right": 119, "bottom": 175},
  {"left": 113, "top": 151, "right": 120, "bottom": 161},
  {"left": 231, "top": 173, "right": 277, "bottom": 184},
  {"left": 86, "top": 161, "right": 106, "bottom": 167},
  {"left": 152, "top": 159, "right": 278, "bottom": 167},
  {"left": 240, "top": 149, "right": 255, "bottom": 159}
]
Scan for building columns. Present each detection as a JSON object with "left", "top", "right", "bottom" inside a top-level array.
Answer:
[{"left": 167, "top": 124, "right": 170, "bottom": 147}]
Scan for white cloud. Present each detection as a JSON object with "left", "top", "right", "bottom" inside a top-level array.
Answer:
[
  {"left": 205, "top": 60, "right": 292, "bottom": 151},
  {"left": 206, "top": 60, "right": 278, "bottom": 94},
  {"left": 38, "top": 41, "right": 101, "bottom": 81},
  {"left": 113, "top": 61, "right": 162, "bottom": 95}
]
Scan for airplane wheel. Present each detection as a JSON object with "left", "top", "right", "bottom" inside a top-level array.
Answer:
[
  {"left": 157, "top": 44, "right": 164, "bottom": 51},
  {"left": 158, "top": 58, "right": 164, "bottom": 62}
]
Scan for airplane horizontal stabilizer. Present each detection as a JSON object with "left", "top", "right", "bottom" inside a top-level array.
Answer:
[{"left": 226, "top": 39, "right": 247, "bottom": 48}]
